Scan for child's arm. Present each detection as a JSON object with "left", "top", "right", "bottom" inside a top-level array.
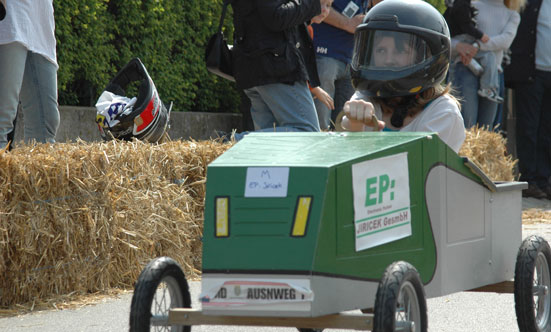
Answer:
[
  {"left": 480, "top": 34, "right": 490, "bottom": 43},
  {"left": 311, "top": 86, "right": 335, "bottom": 111},
  {"left": 478, "top": 12, "right": 520, "bottom": 52}
]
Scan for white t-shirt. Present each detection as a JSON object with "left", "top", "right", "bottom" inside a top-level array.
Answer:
[
  {"left": 0, "top": 0, "right": 57, "bottom": 67},
  {"left": 354, "top": 92, "right": 466, "bottom": 153},
  {"left": 472, "top": 0, "right": 520, "bottom": 72}
]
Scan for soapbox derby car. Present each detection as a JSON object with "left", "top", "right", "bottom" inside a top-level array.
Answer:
[{"left": 128, "top": 132, "right": 551, "bottom": 332}]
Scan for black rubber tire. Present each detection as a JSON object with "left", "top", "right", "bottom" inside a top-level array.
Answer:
[
  {"left": 373, "top": 261, "right": 427, "bottom": 332},
  {"left": 129, "top": 256, "right": 192, "bottom": 332},
  {"left": 515, "top": 235, "right": 551, "bottom": 332}
]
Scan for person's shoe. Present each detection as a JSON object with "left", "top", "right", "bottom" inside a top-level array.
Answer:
[
  {"left": 523, "top": 183, "right": 547, "bottom": 199},
  {"left": 477, "top": 88, "right": 504, "bottom": 104},
  {"left": 541, "top": 186, "right": 551, "bottom": 200}
]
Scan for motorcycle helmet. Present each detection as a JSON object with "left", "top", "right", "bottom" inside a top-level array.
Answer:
[
  {"left": 350, "top": 0, "right": 451, "bottom": 98},
  {"left": 95, "top": 58, "right": 169, "bottom": 143}
]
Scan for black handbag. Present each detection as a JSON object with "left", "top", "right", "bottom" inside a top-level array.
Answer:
[{"left": 205, "top": 0, "right": 235, "bottom": 82}]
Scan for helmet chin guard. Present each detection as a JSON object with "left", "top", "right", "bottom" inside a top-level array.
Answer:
[{"left": 95, "top": 58, "right": 170, "bottom": 143}]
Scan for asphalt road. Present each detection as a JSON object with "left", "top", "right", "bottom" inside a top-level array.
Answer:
[
  {"left": 0, "top": 280, "right": 520, "bottom": 332},
  {"left": 3, "top": 215, "right": 551, "bottom": 332}
]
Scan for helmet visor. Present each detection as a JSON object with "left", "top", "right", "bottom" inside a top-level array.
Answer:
[{"left": 352, "top": 30, "right": 432, "bottom": 71}]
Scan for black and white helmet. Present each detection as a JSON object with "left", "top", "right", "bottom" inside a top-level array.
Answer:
[
  {"left": 350, "top": 0, "right": 451, "bottom": 98},
  {"left": 95, "top": 58, "right": 169, "bottom": 143}
]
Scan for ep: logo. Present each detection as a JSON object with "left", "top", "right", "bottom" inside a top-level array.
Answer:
[{"left": 365, "top": 174, "right": 396, "bottom": 206}]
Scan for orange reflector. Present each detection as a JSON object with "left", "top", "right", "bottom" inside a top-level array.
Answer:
[
  {"left": 291, "top": 196, "right": 312, "bottom": 237},
  {"left": 134, "top": 114, "right": 144, "bottom": 127},
  {"left": 215, "top": 197, "right": 229, "bottom": 237}
]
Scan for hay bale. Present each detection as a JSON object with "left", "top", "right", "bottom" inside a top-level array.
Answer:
[
  {"left": 0, "top": 127, "right": 525, "bottom": 308},
  {"left": 0, "top": 139, "right": 231, "bottom": 307},
  {"left": 523, "top": 208, "right": 551, "bottom": 224},
  {"left": 459, "top": 126, "right": 518, "bottom": 182}
]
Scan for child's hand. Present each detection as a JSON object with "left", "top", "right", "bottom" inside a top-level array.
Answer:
[
  {"left": 481, "top": 34, "right": 490, "bottom": 43},
  {"left": 312, "top": 87, "right": 335, "bottom": 110},
  {"left": 342, "top": 99, "right": 384, "bottom": 131}
]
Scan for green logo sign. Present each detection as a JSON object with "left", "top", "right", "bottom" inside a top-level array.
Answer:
[{"left": 365, "top": 174, "right": 396, "bottom": 206}]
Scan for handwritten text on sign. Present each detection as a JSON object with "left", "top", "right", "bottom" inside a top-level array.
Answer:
[{"left": 244, "top": 167, "right": 290, "bottom": 197}]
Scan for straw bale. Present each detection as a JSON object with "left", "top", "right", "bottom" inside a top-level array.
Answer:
[
  {"left": 523, "top": 208, "right": 551, "bottom": 224},
  {"left": 0, "top": 127, "right": 529, "bottom": 309},
  {"left": 459, "top": 126, "right": 518, "bottom": 181},
  {"left": 0, "top": 139, "right": 231, "bottom": 307}
]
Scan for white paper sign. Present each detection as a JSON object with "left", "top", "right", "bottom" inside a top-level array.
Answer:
[
  {"left": 352, "top": 152, "right": 412, "bottom": 251},
  {"left": 200, "top": 279, "right": 314, "bottom": 307},
  {"left": 244, "top": 167, "right": 289, "bottom": 197}
]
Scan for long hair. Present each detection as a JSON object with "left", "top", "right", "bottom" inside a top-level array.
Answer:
[
  {"left": 374, "top": 83, "right": 457, "bottom": 127},
  {"left": 504, "top": 0, "right": 527, "bottom": 12}
]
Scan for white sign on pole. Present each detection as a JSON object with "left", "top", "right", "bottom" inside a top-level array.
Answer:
[{"left": 352, "top": 152, "right": 411, "bottom": 251}]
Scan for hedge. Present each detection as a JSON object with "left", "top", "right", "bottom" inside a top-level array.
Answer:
[
  {"left": 53, "top": 0, "right": 445, "bottom": 112},
  {"left": 54, "top": 0, "right": 240, "bottom": 113}
]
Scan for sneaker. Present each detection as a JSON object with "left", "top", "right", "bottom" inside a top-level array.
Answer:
[
  {"left": 523, "top": 183, "right": 547, "bottom": 199},
  {"left": 477, "top": 88, "right": 504, "bottom": 104}
]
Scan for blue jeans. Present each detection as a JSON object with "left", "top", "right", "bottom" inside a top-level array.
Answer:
[
  {"left": 515, "top": 69, "right": 551, "bottom": 188},
  {"left": 450, "top": 61, "right": 498, "bottom": 129},
  {"left": 0, "top": 42, "right": 59, "bottom": 148},
  {"left": 477, "top": 51, "right": 499, "bottom": 92},
  {"left": 240, "top": 81, "right": 320, "bottom": 139},
  {"left": 493, "top": 71, "right": 505, "bottom": 131},
  {"left": 314, "top": 55, "right": 355, "bottom": 130}
]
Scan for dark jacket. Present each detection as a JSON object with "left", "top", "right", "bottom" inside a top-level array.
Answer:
[
  {"left": 302, "top": 25, "right": 320, "bottom": 88},
  {"left": 504, "top": 0, "right": 542, "bottom": 88},
  {"left": 443, "top": 0, "right": 483, "bottom": 39},
  {"left": 231, "top": 0, "right": 321, "bottom": 90}
]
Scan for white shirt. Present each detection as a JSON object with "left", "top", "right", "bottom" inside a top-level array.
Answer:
[
  {"left": 354, "top": 93, "right": 466, "bottom": 153},
  {"left": 472, "top": 0, "right": 520, "bottom": 71},
  {"left": 0, "top": 0, "right": 57, "bottom": 67}
]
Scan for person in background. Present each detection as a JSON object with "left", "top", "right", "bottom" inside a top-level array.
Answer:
[
  {"left": 0, "top": 0, "right": 60, "bottom": 150},
  {"left": 504, "top": 0, "right": 551, "bottom": 199},
  {"left": 311, "top": 0, "right": 369, "bottom": 130},
  {"left": 492, "top": 49, "right": 510, "bottom": 132},
  {"left": 341, "top": 0, "right": 466, "bottom": 153},
  {"left": 444, "top": 0, "right": 503, "bottom": 103},
  {"left": 229, "top": 0, "right": 322, "bottom": 141},
  {"left": 307, "top": 0, "right": 335, "bottom": 113},
  {"left": 449, "top": 0, "right": 522, "bottom": 129}
]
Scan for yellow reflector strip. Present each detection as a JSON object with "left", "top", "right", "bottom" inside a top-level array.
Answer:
[
  {"left": 216, "top": 197, "right": 229, "bottom": 237},
  {"left": 292, "top": 196, "right": 312, "bottom": 237},
  {"left": 409, "top": 85, "right": 422, "bottom": 93}
]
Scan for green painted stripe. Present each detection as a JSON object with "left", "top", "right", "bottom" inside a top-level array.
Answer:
[
  {"left": 356, "top": 221, "right": 410, "bottom": 238},
  {"left": 355, "top": 206, "right": 410, "bottom": 223}
]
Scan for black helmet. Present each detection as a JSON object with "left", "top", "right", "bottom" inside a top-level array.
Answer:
[
  {"left": 350, "top": 0, "right": 451, "bottom": 98},
  {"left": 95, "top": 58, "right": 170, "bottom": 143}
]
